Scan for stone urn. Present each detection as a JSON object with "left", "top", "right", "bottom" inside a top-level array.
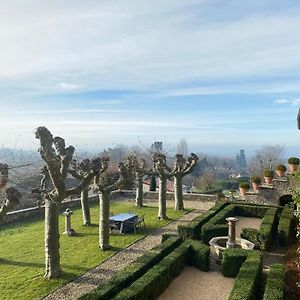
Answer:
[
  {"left": 275, "top": 164, "right": 287, "bottom": 177},
  {"left": 288, "top": 157, "right": 299, "bottom": 172},
  {"left": 288, "top": 164, "right": 298, "bottom": 172},
  {"left": 252, "top": 182, "right": 260, "bottom": 191},
  {"left": 264, "top": 176, "right": 273, "bottom": 185},
  {"left": 276, "top": 170, "right": 286, "bottom": 177},
  {"left": 239, "top": 182, "right": 250, "bottom": 196}
]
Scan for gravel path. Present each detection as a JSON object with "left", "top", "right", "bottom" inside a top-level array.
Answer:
[
  {"left": 43, "top": 208, "right": 205, "bottom": 300},
  {"left": 157, "top": 267, "right": 234, "bottom": 300}
]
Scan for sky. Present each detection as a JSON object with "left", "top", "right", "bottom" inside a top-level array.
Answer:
[{"left": 1, "top": 0, "right": 300, "bottom": 157}]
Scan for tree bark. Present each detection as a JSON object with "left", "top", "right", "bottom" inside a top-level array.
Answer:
[
  {"left": 135, "top": 174, "right": 144, "bottom": 207},
  {"left": 81, "top": 188, "right": 91, "bottom": 226},
  {"left": 174, "top": 175, "right": 184, "bottom": 210},
  {"left": 99, "top": 191, "right": 110, "bottom": 250},
  {"left": 44, "top": 198, "right": 61, "bottom": 279},
  {"left": 158, "top": 177, "right": 167, "bottom": 220}
]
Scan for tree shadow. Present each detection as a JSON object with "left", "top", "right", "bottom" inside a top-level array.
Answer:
[{"left": 0, "top": 258, "right": 44, "bottom": 268}]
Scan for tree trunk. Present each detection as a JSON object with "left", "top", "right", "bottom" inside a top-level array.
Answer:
[
  {"left": 99, "top": 191, "right": 110, "bottom": 250},
  {"left": 44, "top": 198, "right": 61, "bottom": 279},
  {"left": 135, "top": 174, "right": 143, "bottom": 207},
  {"left": 81, "top": 188, "right": 91, "bottom": 226},
  {"left": 158, "top": 176, "right": 167, "bottom": 220},
  {"left": 174, "top": 175, "right": 184, "bottom": 210}
]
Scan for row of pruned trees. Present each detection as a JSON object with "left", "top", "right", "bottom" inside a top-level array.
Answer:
[{"left": 15, "top": 126, "right": 199, "bottom": 279}]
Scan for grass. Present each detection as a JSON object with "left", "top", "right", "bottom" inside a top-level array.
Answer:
[{"left": 0, "top": 201, "right": 187, "bottom": 300}]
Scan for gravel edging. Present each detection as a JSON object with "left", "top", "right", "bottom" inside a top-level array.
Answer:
[{"left": 43, "top": 209, "right": 203, "bottom": 300}]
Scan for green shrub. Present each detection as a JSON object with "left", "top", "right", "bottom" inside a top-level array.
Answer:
[
  {"left": 241, "top": 207, "right": 279, "bottom": 250},
  {"left": 222, "top": 248, "right": 249, "bottom": 277},
  {"left": 188, "top": 240, "right": 210, "bottom": 271},
  {"left": 178, "top": 202, "right": 228, "bottom": 240},
  {"left": 278, "top": 207, "right": 293, "bottom": 246},
  {"left": 239, "top": 182, "right": 250, "bottom": 189},
  {"left": 79, "top": 236, "right": 182, "bottom": 300},
  {"left": 149, "top": 175, "right": 157, "bottom": 191},
  {"left": 234, "top": 204, "right": 268, "bottom": 218},
  {"left": 275, "top": 164, "right": 287, "bottom": 172},
  {"left": 288, "top": 157, "right": 299, "bottom": 165},
  {"left": 229, "top": 251, "right": 262, "bottom": 300},
  {"left": 264, "top": 169, "right": 275, "bottom": 178},
  {"left": 113, "top": 243, "right": 190, "bottom": 300},
  {"left": 263, "top": 264, "right": 285, "bottom": 300},
  {"left": 251, "top": 176, "right": 261, "bottom": 184}
]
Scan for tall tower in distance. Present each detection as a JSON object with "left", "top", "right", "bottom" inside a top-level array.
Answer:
[{"left": 236, "top": 149, "right": 246, "bottom": 170}]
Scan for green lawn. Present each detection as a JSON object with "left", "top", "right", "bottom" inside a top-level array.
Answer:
[{"left": 0, "top": 201, "right": 187, "bottom": 300}]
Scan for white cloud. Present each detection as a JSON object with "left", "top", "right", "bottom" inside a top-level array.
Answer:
[
  {"left": 274, "top": 98, "right": 300, "bottom": 106},
  {"left": 0, "top": 1, "right": 300, "bottom": 93}
]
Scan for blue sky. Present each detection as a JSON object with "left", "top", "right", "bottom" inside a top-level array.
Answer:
[{"left": 1, "top": 0, "right": 300, "bottom": 156}]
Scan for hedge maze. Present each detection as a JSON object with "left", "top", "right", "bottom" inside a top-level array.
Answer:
[{"left": 80, "top": 201, "right": 293, "bottom": 300}]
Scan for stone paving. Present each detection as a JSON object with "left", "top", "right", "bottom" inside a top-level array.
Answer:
[{"left": 43, "top": 206, "right": 207, "bottom": 300}]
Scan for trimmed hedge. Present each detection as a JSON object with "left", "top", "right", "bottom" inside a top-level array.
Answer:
[
  {"left": 229, "top": 251, "right": 262, "bottom": 300},
  {"left": 241, "top": 207, "right": 279, "bottom": 250},
  {"left": 79, "top": 236, "right": 182, "bottom": 300},
  {"left": 221, "top": 248, "right": 249, "bottom": 277},
  {"left": 201, "top": 204, "right": 235, "bottom": 244},
  {"left": 187, "top": 240, "right": 210, "bottom": 271},
  {"left": 112, "top": 242, "right": 191, "bottom": 300},
  {"left": 278, "top": 207, "right": 293, "bottom": 246},
  {"left": 178, "top": 201, "right": 228, "bottom": 240},
  {"left": 263, "top": 264, "right": 285, "bottom": 300}
]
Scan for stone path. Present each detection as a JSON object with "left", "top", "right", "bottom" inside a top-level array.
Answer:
[{"left": 43, "top": 209, "right": 204, "bottom": 300}]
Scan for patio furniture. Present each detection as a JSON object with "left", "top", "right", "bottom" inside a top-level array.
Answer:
[{"left": 109, "top": 213, "right": 138, "bottom": 233}]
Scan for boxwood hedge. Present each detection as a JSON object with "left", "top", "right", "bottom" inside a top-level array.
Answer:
[
  {"left": 221, "top": 248, "right": 249, "bottom": 277},
  {"left": 178, "top": 201, "right": 228, "bottom": 240},
  {"left": 241, "top": 207, "right": 279, "bottom": 250},
  {"left": 79, "top": 236, "right": 182, "bottom": 300},
  {"left": 263, "top": 263, "right": 285, "bottom": 300},
  {"left": 229, "top": 251, "right": 262, "bottom": 300},
  {"left": 278, "top": 207, "right": 293, "bottom": 246}
]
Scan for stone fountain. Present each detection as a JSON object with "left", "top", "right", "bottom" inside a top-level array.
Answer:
[{"left": 209, "top": 217, "right": 255, "bottom": 264}]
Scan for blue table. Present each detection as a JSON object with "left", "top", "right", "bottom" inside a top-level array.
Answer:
[{"left": 109, "top": 213, "right": 138, "bottom": 233}]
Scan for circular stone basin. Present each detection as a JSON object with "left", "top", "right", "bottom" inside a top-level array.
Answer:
[{"left": 209, "top": 237, "right": 255, "bottom": 264}]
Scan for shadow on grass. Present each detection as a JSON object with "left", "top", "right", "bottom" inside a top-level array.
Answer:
[{"left": 0, "top": 258, "right": 44, "bottom": 268}]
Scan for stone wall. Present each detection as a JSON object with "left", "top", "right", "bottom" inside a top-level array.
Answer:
[
  {"left": 1, "top": 191, "right": 217, "bottom": 224},
  {"left": 241, "top": 177, "right": 291, "bottom": 206}
]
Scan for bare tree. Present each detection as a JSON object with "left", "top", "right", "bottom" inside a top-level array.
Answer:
[
  {"left": 35, "top": 126, "right": 101, "bottom": 279},
  {"left": 0, "top": 163, "right": 21, "bottom": 221},
  {"left": 68, "top": 159, "right": 97, "bottom": 226},
  {"left": 176, "top": 138, "right": 189, "bottom": 157},
  {"left": 93, "top": 157, "right": 133, "bottom": 250},
  {"left": 171, "top": 153, "right": 198, "bottom": 210},
  {"left": 249, "top": 145, "right": 285, "bottom": 176},
  {"left": 153, "top": 153, "right": 171, "bottom": 220},
  {"left": 128, "top": 155, "right": 147, "bottom": 207}
]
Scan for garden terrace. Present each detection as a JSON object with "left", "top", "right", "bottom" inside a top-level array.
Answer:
[{"left": 0, "top": 202, "right": 188, "bottom": 300}]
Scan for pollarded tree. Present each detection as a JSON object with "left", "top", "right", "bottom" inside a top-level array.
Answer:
[
  {"left": 35, "top": 126, "right": 101, "bottom": 279},
  {"left": 128, "top": 155, "right": 147, "bottom": 207},
  {"left": 153, "top": 153, "right": 171, "bottom": 220},
  {"left": 68, "top": 159, "right": 96, "bottom": 226},
  {"left": 0, "top": 163, "right": 21, "bottom": 222},
  {"left": 171, "top": 153, "right": 199, "bottom": 210},
  {"left": 94, "top": 157, "right": 133, "bottom": 250},
  {"left": 0, "top": 187, "right": 21, "bottom": 222}
]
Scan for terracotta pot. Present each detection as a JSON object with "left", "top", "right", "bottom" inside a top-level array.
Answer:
[
  {"left": 252, "top": 182, "right": 260, "bottom": 191},
  {"left": 276, "top": 170, "right": 286, "bottom": 177},
  {"left": 288, "top": 164, "right": 298, "bottom": 172},
  {"left": 264, "top": 177, "right": 273, "bottom": 185},
  {"left": 239, "top": 187, "right": 248, "bottom": 196}
]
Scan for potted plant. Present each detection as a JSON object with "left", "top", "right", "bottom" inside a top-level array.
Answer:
[
  {"left": 275, "top": 164, "right": 287, "bottom": 177},
  {"left": 263, "top": 169, "right": 275, "bottom": 184},
  {"left": 239, "top": 182, "right": 250, "bottom": 196},
  {"left": 251, "top": 176, "right": 261, "bottom": 191},
  {"left": 288, "top": 157, "right": 299, "bottom": 172}
]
